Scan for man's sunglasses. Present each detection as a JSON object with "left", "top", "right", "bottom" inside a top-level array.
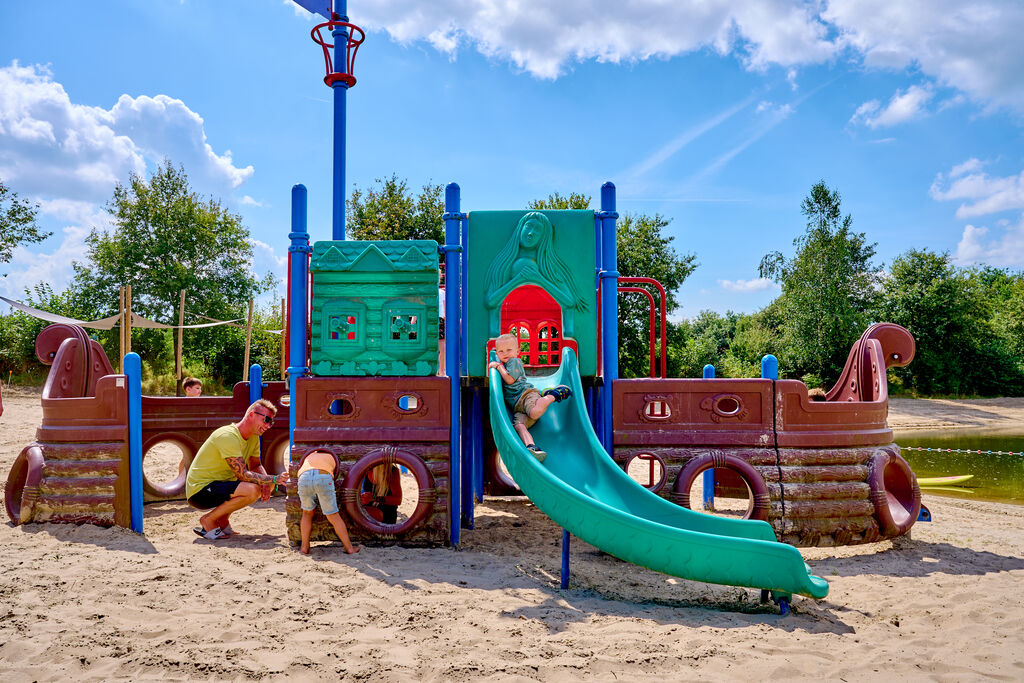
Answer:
[{"left": 253, "top": 411, "right": 275, "bottom": 426}]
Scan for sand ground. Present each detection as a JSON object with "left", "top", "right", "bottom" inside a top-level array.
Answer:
[{"left": 1, "top": 388, "right": 1023, "bottom": 681}]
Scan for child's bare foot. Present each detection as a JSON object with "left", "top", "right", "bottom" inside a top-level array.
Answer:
[
  {"left": 346, "top": 545, "right": 362, "bottom": 554},
  {"left": 300, "top": 545, "right": 310, "bottom": 555}
]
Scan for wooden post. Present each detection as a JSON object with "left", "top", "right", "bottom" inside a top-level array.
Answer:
[
  {"left": 175, "top": 289, "right": 186, "bottom": 396},
  {"left": 280, "top": 297, "right": 286, "bottom": 380},
  {"left": 118, "top": 286, "right": 125, "bottom": 373},
  {"left": 125, "top": 285, "right": 132, "bottom": 355},
  {"left": 242, "top": 298, "right": 254, "bottom": 382}
]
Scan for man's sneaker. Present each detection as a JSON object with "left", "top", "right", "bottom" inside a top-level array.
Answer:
[
  {"left": 527, "top": 444, "right": 547, "bottom": 462},
  {"left": 193, "top": 526, "right": 226, "bottom": 541},
  {"left": 542, "top": 384, "right": 572, "bottom": 402}
]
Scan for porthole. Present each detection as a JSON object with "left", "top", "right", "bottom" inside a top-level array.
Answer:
[{"left": 329, "top": 398, "right": 354, "bottom": 415}]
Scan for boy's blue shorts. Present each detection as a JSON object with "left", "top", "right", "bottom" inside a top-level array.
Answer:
[{"left": 297, "top": 470, "right": 339, "bottom": 516}]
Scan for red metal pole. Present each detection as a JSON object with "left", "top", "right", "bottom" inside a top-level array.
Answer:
[
  {"left": 618, "top": 286, "right": 656, "bottom": 377},
  {"left": 618, "top": 277, "right": 668, "bottom": 378}
]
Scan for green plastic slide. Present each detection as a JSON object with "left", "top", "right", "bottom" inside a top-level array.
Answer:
[{"left": 488, "top": 347, "right": 829, "bottom": 600}]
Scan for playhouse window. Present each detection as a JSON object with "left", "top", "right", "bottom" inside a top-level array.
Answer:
[
  {"left": 328, "top": 314, "right": 357, "bottom": 341},
  {"left": 507, "top": 320, "right": 562, "bottom": 368},
  {"left": 390, "top": 314, "right": 419, "bottom": 341}
]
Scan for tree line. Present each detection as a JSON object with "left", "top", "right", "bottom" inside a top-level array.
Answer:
[{"left": 1, "top": 164, "right": 1021, "bottom": 396}]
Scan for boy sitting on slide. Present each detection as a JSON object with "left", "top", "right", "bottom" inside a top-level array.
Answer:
[{"left": 488, "top": 333, "right": 572, "bottom": 462}]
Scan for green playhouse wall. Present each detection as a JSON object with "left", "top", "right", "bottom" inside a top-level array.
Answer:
[
  {"left": 309, "top": 240, "right": 439, "bottom": 376},
  {"left": 466, "top": 210, "right": 597, "bottom": 377}
]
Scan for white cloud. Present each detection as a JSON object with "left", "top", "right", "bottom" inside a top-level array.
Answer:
[
  {"left": 954, "top": 216, "right": 1024, "bottom": 267},
  {"left": 824, "top": 0, "right": 1024, "bottom": 113},
  {"left": 352, "top": 1, "right": 1024, "bottom": 114},
  {"left": 248, "top": 238, "right": 288, "bottom": 271},
  {"left": 930, "top": 161, "right": 1024, "bottom": 218},
  {"left": 109, "top": 94, "right": 253, "bottom": 191},
  {"left": 0, "top": 223, "right": 96, "bottom": 303},
  {"left": 0, "top": 62, "right": 253, "bottom": 205},
  {"left": 850, "top": 85, "right": 933, "bottom": 128},
  {"left": 718, "top": 277, "right": 779, "bottom": 292},
  {"left": 950, "top": 158, "right": 983, "bottom": 177},
  {"left": 240, "top": 195, "right": 265, "bottom": 207},
  {"left": 0, "top": 61, "right": 255, "bottom": 299},
  {"left": 356, "top": 1, "right": 836, "bottom": 80}
]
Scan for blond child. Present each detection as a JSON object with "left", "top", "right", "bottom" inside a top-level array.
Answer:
[
  {"left": 296, "top": 450, "right": 360, "bottom": 555},
  {"left": 488, "top": 333, "right": 571, "bottom": 462}
]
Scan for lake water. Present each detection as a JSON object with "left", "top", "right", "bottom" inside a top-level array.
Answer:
[{"left": 895, "top": 430, "right": 1024, "bottom": 506}]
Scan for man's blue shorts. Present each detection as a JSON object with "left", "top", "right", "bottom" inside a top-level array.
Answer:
[{"left": 297, "top": 470, "right": 339, "bottom": 516}]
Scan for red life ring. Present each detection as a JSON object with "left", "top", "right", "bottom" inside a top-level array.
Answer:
[
  {"left": 341, "top": 448, "right": 435, "bottom": 537},
  {"left": 5, "top": 445, "right": 44, "bottom": 525},
  {"left": 867, "top": 447, "right": 921, "bottom": 537},
  {"left": 671, "top": 451, "right": 771, "bottom": 522}
]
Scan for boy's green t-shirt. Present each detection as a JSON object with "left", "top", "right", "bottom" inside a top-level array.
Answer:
[
  {"left": 501, "top": 356, "right": 533, "bottom": 410},
  {"left": 185, "top": 424, "right": 261, "bottom": 499}
]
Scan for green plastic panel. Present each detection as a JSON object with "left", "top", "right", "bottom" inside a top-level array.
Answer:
[
  {"left": 466, "top": 210, "right": 597, "bottom": 377},
  {"left": 310, "top": 240, "right": 439, "bottom": 376},
  {"left": 488, "top": 347, "right": 830, "bottom": 600}
]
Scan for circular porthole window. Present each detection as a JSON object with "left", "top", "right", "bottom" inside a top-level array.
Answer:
[
  {"left": 329, "top": 398, "right": 354, "bottom": 415},
  {"left": 624, "top": 452, "right": 667, "bottom": 492}
]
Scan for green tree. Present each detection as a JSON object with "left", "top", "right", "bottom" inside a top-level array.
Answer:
[
  {"left": 70, "top": 160, "right": 272, "bottom": 386},
  {"left": 671, "top": 310, "right": 739, "bottom": 378},
  {"left": 759, "top": 181, "right": 880, "bottom": 383},
  {"left": 526, "top": 192, "right": 697, "bottom": 378},
  {"left": 0, "top": 178, "right": 52, "bottom": 275},
  {"left": 877, "top": 249, "right": 1024, "bottom": 396},
  {"left": 347, "top": 174, "right": 444, "bottom": 242},
  {"left": 997, "top": 275, "right": 1024, "bottom": 362},
  {"left": 528, "top": 191, "right": 592, "bottom": 210},
  {"left": 0, "top": 283, "right": 93, "bottom": 378}
]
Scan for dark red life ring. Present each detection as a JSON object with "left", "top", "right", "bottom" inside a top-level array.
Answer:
[
  {"left": 141, "top": 434, "right": 196, "bottom": 499},
  {"left": 341, "top": 448, "right": 435, "bottom": 537},
  {"left": 867, "top": 447, "right": 921, "bottom": 537},
  {"left": 671, "top": 451, "right": 771, "bottom": 522},
  {"left": 261, "top": 433, "right": 291, "bottom": 476},
  {"left": 5, "top": 445, "right": 44, "bottom": 525}
]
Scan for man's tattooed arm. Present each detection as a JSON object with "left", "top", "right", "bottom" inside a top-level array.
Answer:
[{"left": 225, "top": 457, "right": 276, "bottom": 485}]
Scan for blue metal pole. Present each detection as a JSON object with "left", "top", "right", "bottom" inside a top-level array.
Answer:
[
  {"left": 444, "top": 182, "right": 464, "bottom": 543},
  {"left": 249, "top": 364, "right": 264, "bottom": 455},
  {"left": 125, "top": 352, "right": 143, "bottom": 534},
  {"left": 585, "top": 385, "right": 596, "bottom": 431},
  {"left": 461, "top": 390, "right": 474, "bottom": 528},
  {"left": 288, "top": 185, "right": 311, "bottom": 456},
  {"left": 249, "top": 364, "right": 264, "bottom": 404},
  {"left": 331, "top": 13, "right": 350, "bottom": 240},
  {"left": 472, "top": 387, "right": 483, "bottom": 502},
  {"left": 599, "top": 182, "right": 618, "bottom": 453},
  {"left": 702, "top": 363, "right": 715, "bottom": 510}
]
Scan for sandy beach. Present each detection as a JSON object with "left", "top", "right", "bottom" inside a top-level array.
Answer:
[{"left": 2, "top": 388, "right": 1023, "bottom": 681}]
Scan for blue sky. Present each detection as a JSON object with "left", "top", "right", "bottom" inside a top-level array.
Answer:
[{"left": 2, "top": 0, "right": 1023, "bottom": 321}]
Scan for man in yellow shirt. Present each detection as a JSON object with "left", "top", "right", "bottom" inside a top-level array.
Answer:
[{"left": 186, "top": 399, "right": 290, "bottom": 540}]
